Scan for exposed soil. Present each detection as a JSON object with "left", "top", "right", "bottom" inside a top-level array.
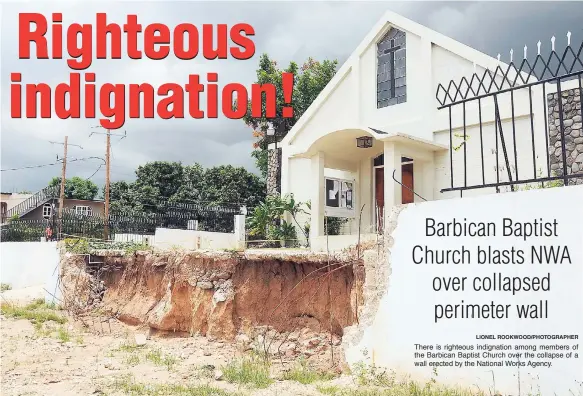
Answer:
[
  {"left": 60, "top": 250, "right": 363, "bottom": 358},
  {"left": 1, "top": 248, "right": 368, "bottom": 395},
  {"left": 0, "top": 308, "right": 353, "bottom": 396}
]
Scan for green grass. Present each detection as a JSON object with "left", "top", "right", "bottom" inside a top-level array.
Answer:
[
  {"left": 124, "top": 354, "right": 141, "bottom": 366},
  {"left": 222, "top": 355, "right": 273, "bottom": 389},
  {"left": 353, "top": 362, "right": 396, "bottom": 387},
  {"left": 56, "top": 326, "right": 71, "bottom": 343},
  {"left": 34, "top": 321, "right": 53, "bottom": 337},
  {"left": 112, "top": 375, "right": 238, "bottom": 395},
  {"left": 0, "top": 299, "right": 66, "bottom": 325},
  {"left": 112, "top": 341, "right": 142, "bottom": 353},
  {"left": 193, "top": 365, "right": 216, "bottom": 380},
  {"left": 0, "top": 283, "right": 12, "bottom": 291},
  {"left": 111, "top": 345, "right": 177, "bottom": 369},
  {"left": 33, "top": 321, "right": 83, "bottom": 345},
  {"left": 317, "top": 385, "right": 342, "bottom": 395},
  {"left": 282, "top": 359, "right": 336, "bottom": 384},
  {"left": 146, "top": 348, "right": 177, "bottom": 370},
  {"left": 316, "top": 384, "right": 483, "bottom": 396},
  {"left": 319, "top": 363, "right": 484, "bottom": 396}
]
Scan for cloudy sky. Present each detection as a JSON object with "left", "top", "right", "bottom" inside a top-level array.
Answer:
[{"left": 1, "top": 1, "right": 582, "bottom": 193}]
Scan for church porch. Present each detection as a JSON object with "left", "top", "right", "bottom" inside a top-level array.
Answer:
[{"left": 286, "top": 127, "right": 447, "bottom": 252}]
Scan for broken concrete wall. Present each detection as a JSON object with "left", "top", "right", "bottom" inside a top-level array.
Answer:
[
  {"left": 342, "top": 186, "right": 583, "bottom": 395},
  {"left": 60, "top": 249, "right": 363, "bottom": 357}
]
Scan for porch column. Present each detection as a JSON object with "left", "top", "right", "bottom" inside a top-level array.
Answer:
[
  {"left": 280, "top": 146, "right": 289, "bottom": 196},
  {"left": 420, "top": 157, "right": 435, "bottom": 201},
  {"left": 383, "top": 141, "right": 402, "bottom": 209},
  {"left": 359, "top": 158, "right": 372, "bottom": 232},
  {"left": 310, "top": 152, "right": 325, "bottom": 243}
]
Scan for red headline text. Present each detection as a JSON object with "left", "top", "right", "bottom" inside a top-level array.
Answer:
[{"left": 11, "top": 13, "right": 294, "bottom": 129}]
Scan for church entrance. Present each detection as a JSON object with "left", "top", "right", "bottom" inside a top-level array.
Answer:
[{"left": 373, "top": 155, "right": 414, "bottom": 233}]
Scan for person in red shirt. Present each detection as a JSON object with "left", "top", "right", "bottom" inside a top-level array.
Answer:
[{"left": 45, "top": 226, "right": 53, "bottom": 241}]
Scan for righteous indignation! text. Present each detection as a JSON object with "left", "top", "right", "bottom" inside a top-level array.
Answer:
[{"left": 11, "top": 13, "right": 294, "bottom": 128}]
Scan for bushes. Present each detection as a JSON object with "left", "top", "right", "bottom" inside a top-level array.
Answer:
[
  {"left": 247, "top": 194, "right": 309, "bottom": 247},
  {"left": 1, "top": 220, "right": 45, "bottom": 242},
  {"left": 222, "top": 355, "right": 273, "bottom": 388},
  {"left": 63, "top": 237, "right": 150, "bottom": 254},
  {"left": 247, "top": 194, "right": 352, "bottom": 246}
]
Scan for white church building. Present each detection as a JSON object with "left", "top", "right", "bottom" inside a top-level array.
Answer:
[{"left": 277, "top": 10, "right": 582, "bottom": 251}]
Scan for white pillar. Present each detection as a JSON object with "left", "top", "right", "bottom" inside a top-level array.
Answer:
[
  {"left": 234, "top": 213, "right": 246, "bottom": 249},
  {"left": 280, "top": 147, "right": 289, "bottom": 196},
  {"left": 310, "top": 152, "right": 325, "bottom": 245},
  {"left": 421, "top": 157, "right": 435, "bottom": 201},
  {"left": 359, "top": 158, "right": 373, "bottom": 232},
  {"left": 383, "top": 141, "right": 402, "bottom": 209},
  {"left": 419, "top": 38, "right": 434, "bottom": 141}
]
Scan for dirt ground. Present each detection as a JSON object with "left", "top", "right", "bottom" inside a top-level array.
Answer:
[{"left": 0, "top": 308, "right": 354, "bottom": 396}]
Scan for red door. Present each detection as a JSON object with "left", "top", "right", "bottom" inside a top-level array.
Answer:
[
  {"left": 375, "top": 168, "right": 384, "bottom": 233},
  {"left": 402, "top": 163, "right": 414, "bottom": 204}
]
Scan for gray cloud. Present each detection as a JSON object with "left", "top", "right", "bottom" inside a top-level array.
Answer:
[{"left": 2, "top": 1, "right": 582, "bottom": 192}]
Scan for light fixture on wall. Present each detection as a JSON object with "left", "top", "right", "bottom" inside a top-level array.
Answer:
[
  {"left": 356, "top": 136, "right": 373, "bottom": 148},
  {"left": 266, "top": 123, "right": 275, "bottom": 137},
  {"left": 266, "top": 123, "right": 278, "bottom": 150}
]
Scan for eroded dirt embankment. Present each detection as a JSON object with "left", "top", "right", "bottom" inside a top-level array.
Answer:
[{"left": 61, "top": 250, "right": 363, "bottom": 343}]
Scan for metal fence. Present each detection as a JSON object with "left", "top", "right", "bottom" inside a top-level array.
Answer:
[
  {"left": 1, "top": 203, "right": 245, "bottom": 242},
  {"left": 0, "top": 219, "right": 47, "bottom": 242},
  {"left": 436, "top": 35, "right": 583, "bottom": 194}
]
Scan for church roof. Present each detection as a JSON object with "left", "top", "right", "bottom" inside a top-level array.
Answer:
[{"left": 282, "top": 9, "right": 510, "bottom": 146}]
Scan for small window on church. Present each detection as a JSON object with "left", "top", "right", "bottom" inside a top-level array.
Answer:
[{"left": 377, "top": 28, "right": 406, "bottom": 108}]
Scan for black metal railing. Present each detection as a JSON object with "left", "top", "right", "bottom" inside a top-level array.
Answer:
[
  {"left": 436, "top": 35, "right": 583, "bottom": 193},
  {"left": 5, "top": 186, "right": 59, "bottom": 220},
  {"left": 1, "top": 204, "right": 245, "bottom": 242},
  {"left": 0, "top": 219, "right": 47, "bottom": 242}
]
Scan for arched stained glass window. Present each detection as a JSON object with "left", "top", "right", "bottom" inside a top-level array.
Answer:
[{"left": 377, "top": 28, "right": 407, "bottom": 108}]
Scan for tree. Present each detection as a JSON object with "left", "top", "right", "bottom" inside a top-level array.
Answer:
[
  {"left": 108, "top": 181, "right": 159, "bottom": 216},
  {"left": 134, "top": 161, "right": 184, "bottom": 200},
  {"left": 242, "top": 54, "right": 338, "bottom": 176},
  {"left": 107, "top": 162, "right": 266, "bottom": 216},
  {"left": 200, "top": 165, "right": 265, "bottom": 207},
  {"left": 170, "top": 164, "right": 204, "bottom": 203},
  {"left": 49, "top": 176, "right": 99, "bottom": 200}
]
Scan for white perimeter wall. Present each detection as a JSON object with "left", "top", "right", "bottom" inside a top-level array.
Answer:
[
  {"left": 0, "top": 242, "right": 60, "bottom": 302},
  {"left": 113, "top": 233, "right": 155, "bottom": 245},
  {"left": 153, "top": 228, "right": 238, "bottom": 250},
  {"left": 345, "top": 185, "right": 583, "bottom": 395}
]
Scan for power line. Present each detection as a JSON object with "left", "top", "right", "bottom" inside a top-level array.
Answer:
[
  {"left": 1, "top": 157, "right": 106, "bottom": 172},
  {"left": 49, "top": 140, "right": 84, "bottom": 150},
  {"left": 86, "top": 163, "right": 105, "bottom": 180},
  {"left": 89, "top": 126, "right": 126, "bottom": 240},
  {"left": 1, "top": 160, "right": 63, "bottom": 171}
]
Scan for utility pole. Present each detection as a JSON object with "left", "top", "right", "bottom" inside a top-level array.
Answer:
[
  {"left": 104, "top": 129, "right": 111, "bottom": 240},
  {"left": 90, "top": 127, "right": 126, "bottom": 241},
  {"left": 58, "top": 136, "right": 68, "bottom": 236},
  {"left": 49, "top": 137, "right": 83, "bottom": 237}
]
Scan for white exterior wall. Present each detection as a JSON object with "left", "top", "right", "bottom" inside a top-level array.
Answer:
[
  {"left": 291, "top": 73, "right": 358, "bottom": 150},
  {"left": 2, "top": 193, "right": 33, "bottom": 211},
  {"left": 431, "top": 46, "right": 550, "bottom": 199},
  {"left": 0, "top": 242, "right": 60, "bottom": 302},
  {"left": 345, "top": 185, "right": 583, "bottom": 395},
  {"left": 153, "top": 228, "right": 239, "bottom": 250},
  {"left": 113, "top": 233, "right": 155, "bottom": 245},
  {"left": 360, "top": 33, "right": 432, "bottom": 138},
  {"left": 282, "top": 12, "right": 554, "bottom": 247},
  {"left": 284, "top": 35, "right": 547, "bottom": 197},
  {"left": 311, "top": 233, "right": 378, "bottom": 252}
]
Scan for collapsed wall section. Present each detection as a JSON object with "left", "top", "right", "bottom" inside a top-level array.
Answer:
[{"left": 60, "top": 250, "right": 363, "bottom": 343}]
